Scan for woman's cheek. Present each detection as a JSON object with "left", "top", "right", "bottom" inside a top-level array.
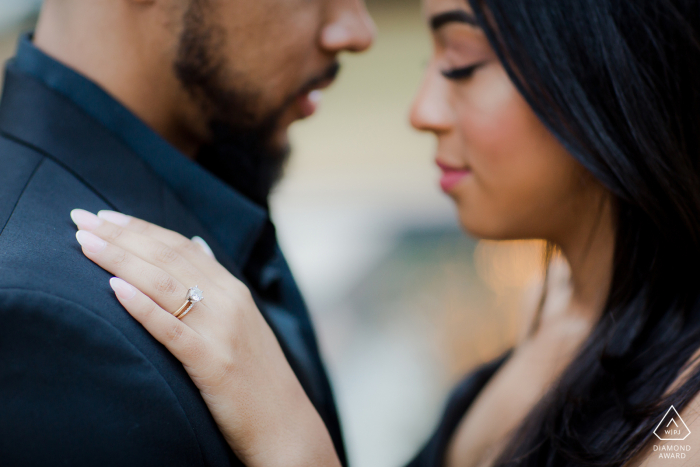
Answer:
[
  {"left": 454, "top": 65, "right": 574, "bottom": 239},
  {"left": 455, "top": 68, "right": 541, "bottom": 233}
]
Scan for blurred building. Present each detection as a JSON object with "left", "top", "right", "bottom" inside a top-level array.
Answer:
[
  {"left": 0, "top": 1, "right": 543, "bottom": 466},
  {"left": 0, "top": 1, "right": 39, "bottom": 82}
]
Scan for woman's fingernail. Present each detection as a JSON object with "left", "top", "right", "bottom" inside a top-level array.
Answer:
[
  {"left": 110, "top": 277, "right": 137, "bottom": 300},
  {"left": 76, "top": 230, "right": 107, "bottom": 253},
  {"left": 97, "top": 210, "right": 132, "bottom": 227},
  {"left": 70, "top": 209, "right": 103, "bottom": 230},
  {"left": 192, "top": 236, "right": 215, "bottom": 258}
]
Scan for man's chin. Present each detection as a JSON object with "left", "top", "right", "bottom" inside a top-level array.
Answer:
[{"left": 269, "top": 126, "right": 291, "bottom": 155}]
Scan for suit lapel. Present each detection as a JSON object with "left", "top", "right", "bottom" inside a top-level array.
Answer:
[{"left": 0, "top": 66, "right": 245, "bottom": 278}]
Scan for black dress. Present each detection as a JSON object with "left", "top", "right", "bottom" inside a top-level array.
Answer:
[{"left": 406, "top": 351, "right": 512, "bottom": 467}]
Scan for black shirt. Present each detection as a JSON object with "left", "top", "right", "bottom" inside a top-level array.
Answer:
[{"left": 407, "top": 351, "right": 512, "bottom": 467}]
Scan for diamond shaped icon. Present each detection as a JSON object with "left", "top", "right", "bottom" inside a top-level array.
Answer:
[{"left": 653, "top": 406, "right": 691, "bottom": 441}]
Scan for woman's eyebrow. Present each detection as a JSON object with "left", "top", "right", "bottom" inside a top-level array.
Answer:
[{"left": 430, "top": 10, "right": 479, "bottom": 31}]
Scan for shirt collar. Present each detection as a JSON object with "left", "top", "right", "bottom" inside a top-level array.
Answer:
[{"left": 12, "top": 34, "right": 268, "bottom": 265}]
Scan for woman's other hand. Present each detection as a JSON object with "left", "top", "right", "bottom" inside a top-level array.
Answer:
[{"left": 69, "top": 209, "right": 341, "bottom": 467}]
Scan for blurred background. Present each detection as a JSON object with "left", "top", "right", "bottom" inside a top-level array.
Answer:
[{"left": 0, "top": 1, "right": 545, "bottom": 465}]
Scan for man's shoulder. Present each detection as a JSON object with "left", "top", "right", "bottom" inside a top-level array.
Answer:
[
  {"left": 0, "top": 132, "right": 107, "bottom": 288},
  {"left": 0, "top": 131, "right": 95, "bottom": 233},
  {"left": 0, "top": 133, "right": 144, "bottom": 351},
  {"left": 0, "top": 287, "right": 211, "bottom": 466},
  {"left": 0, "top": 134, "right": 45, "bottom": 227},
  {"left": 0, "top": 222, "right": 220, "bottom": 465}
]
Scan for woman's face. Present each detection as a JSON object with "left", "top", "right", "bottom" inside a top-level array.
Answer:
[{"left": 411, "top": 0, "right": 597, "bottom": 242}]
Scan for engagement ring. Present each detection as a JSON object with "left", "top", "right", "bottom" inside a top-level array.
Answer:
[{"left": 173, "top": 286, "right": 203, "bottom": 320}]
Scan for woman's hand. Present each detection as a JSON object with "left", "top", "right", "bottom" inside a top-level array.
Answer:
[{"left": 69, "top": 209, "right": 341, "bottom": 467}]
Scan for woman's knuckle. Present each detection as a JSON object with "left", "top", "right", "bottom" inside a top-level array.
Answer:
[
  {"left": 220, "top": 358, "right": 237, "bottom": 378},
  {"left": 132, "top": 221, "right": 149, "bottom": 235},
  {"left": 177, "top": 238, "right": 198, "bottom": 255},
  {"left": 155, "top": 245, "right": 179, "bottom": 264},
  {"left": 143, "top": 301, "right": 159, "bottom": 320},
  {"left": 236, "top": 285, "right": 254, "bottom": 304},
  {"left": 229, "top": 280, "right": 247, "bottom": 296},
  {"left": 154, "top": 273, "right": 178, "bottom": 295},
  {"left": 104, "top": 225, "right": 124, "bottom": 242},
  {"left": 166, "top": 322, "right": 185, "bottom": 342},
  {"left": 111, "top": 249, "right": 129, "bottom": 266}
]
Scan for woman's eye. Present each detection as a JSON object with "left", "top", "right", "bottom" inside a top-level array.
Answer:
[{"left": 441, "top": 63, "right": 483, "bottom": 81}]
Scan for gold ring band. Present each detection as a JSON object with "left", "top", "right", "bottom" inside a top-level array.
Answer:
[
  {"left": 174, "top": 286, "right": 203, "bottom": 320},
  {"left": 173, "top": 302, "right": 194, "bottom": 319}
]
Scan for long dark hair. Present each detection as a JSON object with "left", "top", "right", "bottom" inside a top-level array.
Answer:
[{"left": 466, "top": 0, "right": 700, "bottom": 464}]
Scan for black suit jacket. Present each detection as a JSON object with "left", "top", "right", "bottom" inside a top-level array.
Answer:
[{"left": 0, "top": 58, "right": 345, "bottom": 465}]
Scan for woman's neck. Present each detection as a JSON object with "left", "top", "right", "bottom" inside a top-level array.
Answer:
[{"left": 557, "top": 195, "right": 616, "bottom": 320}]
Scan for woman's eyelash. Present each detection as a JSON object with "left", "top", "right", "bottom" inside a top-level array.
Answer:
[{"left": 441, "top": 64, "right": 482, "bottom": 80}]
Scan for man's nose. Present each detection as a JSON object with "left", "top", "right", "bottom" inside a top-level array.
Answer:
[{"left": 321, "top": 0, "right": 376, "bottom": 53}]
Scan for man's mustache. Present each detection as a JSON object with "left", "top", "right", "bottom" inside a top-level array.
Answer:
[
  {"left": 298, "top": 62, "right": 341, "bottom": 95},
  {"left": 275, "top": 62, "right": 341, "bottom": 115}
]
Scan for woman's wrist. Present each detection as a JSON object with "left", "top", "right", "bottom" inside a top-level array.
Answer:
[{"left": 234, "top": 386, "right": 342, "bottom": 467}]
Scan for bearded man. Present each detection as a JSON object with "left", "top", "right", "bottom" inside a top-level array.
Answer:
[{"left": 0, "top": 0, "right": 373, "bottom": 465}]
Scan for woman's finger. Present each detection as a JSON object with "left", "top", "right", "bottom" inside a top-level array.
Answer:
[
  {"left": 71, "top": 210, "right": 219, "bottom": 292},
  {"left": 76, "top": 229, "right": 198, "bottom": 316},
  {"left": 109, "top": 277, "right": 206, "bottom": 367},
  {"left": 95, "top": 210, "right": 235, "bottom": 287}
]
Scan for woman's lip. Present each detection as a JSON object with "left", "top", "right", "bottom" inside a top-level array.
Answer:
[
  {"left": 436, "top": 160, "right": 471, "bottom": 192},
  {"left": 440, "top": 170, "right": 470, "bottom": 192},
  {"left": 436, "top": 160, "right": 470, "bottom": 172}
]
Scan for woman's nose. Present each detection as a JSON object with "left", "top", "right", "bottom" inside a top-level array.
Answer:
[{"left": 410, "top": 65, "right": 453, "bottom": 134}]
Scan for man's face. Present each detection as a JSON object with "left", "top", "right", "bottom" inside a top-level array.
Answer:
[{"left": 173, "top": 0, "right": 374, "bottom": 158}]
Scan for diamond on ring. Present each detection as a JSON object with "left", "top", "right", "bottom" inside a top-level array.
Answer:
[
  {"left": 173, "top": 285, "right": 204, "bottom": 320},
  {"left": 187, "top": 286, "right": 204, "bottom": 303}
]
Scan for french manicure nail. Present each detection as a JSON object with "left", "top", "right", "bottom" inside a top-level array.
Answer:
[
  {"left": 110, "top": 277, "right": 137, "bottom": 300},
  {"left": 76, "top": 230, "right": 107, "bottom": 253},
  {"left": 192, "top": 236, "right": 215, "bottom": 258},
  {"left": 70, "top": 209, "right": 103, "bottom": 230},
  {"left": 97, "top": 210, "right": 132, "bottom": 227}
]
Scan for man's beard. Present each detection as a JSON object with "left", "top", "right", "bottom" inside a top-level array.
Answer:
[
  {"left": 173, "top": 1, "right": 340, "bottom": 207},
  {"left": 173, "top": 0, "right": 290, "bottom": 207}
]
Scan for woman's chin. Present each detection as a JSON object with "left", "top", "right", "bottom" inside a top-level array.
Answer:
[
  {"left": 456, "top": 213, "right": 520, "bottom": 242},
  {"left": 458, "top": 218, "right": 497, "bottom": 240}
]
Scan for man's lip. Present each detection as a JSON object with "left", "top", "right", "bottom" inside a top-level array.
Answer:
[
  {"left": 301, "top": 77, "right": 335, "bottom": 96},
  {"left": 299, "top": 61, "right": 341, "bottom": 95},
  {"left": 314, "top": 78, "right": 335, "bottom": 91},
  {"left": 289, "top": 62, "right": 340, "bottom": 118},
  {"left": 294, "top": 77, "right": 338, "bottom": 119}
]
